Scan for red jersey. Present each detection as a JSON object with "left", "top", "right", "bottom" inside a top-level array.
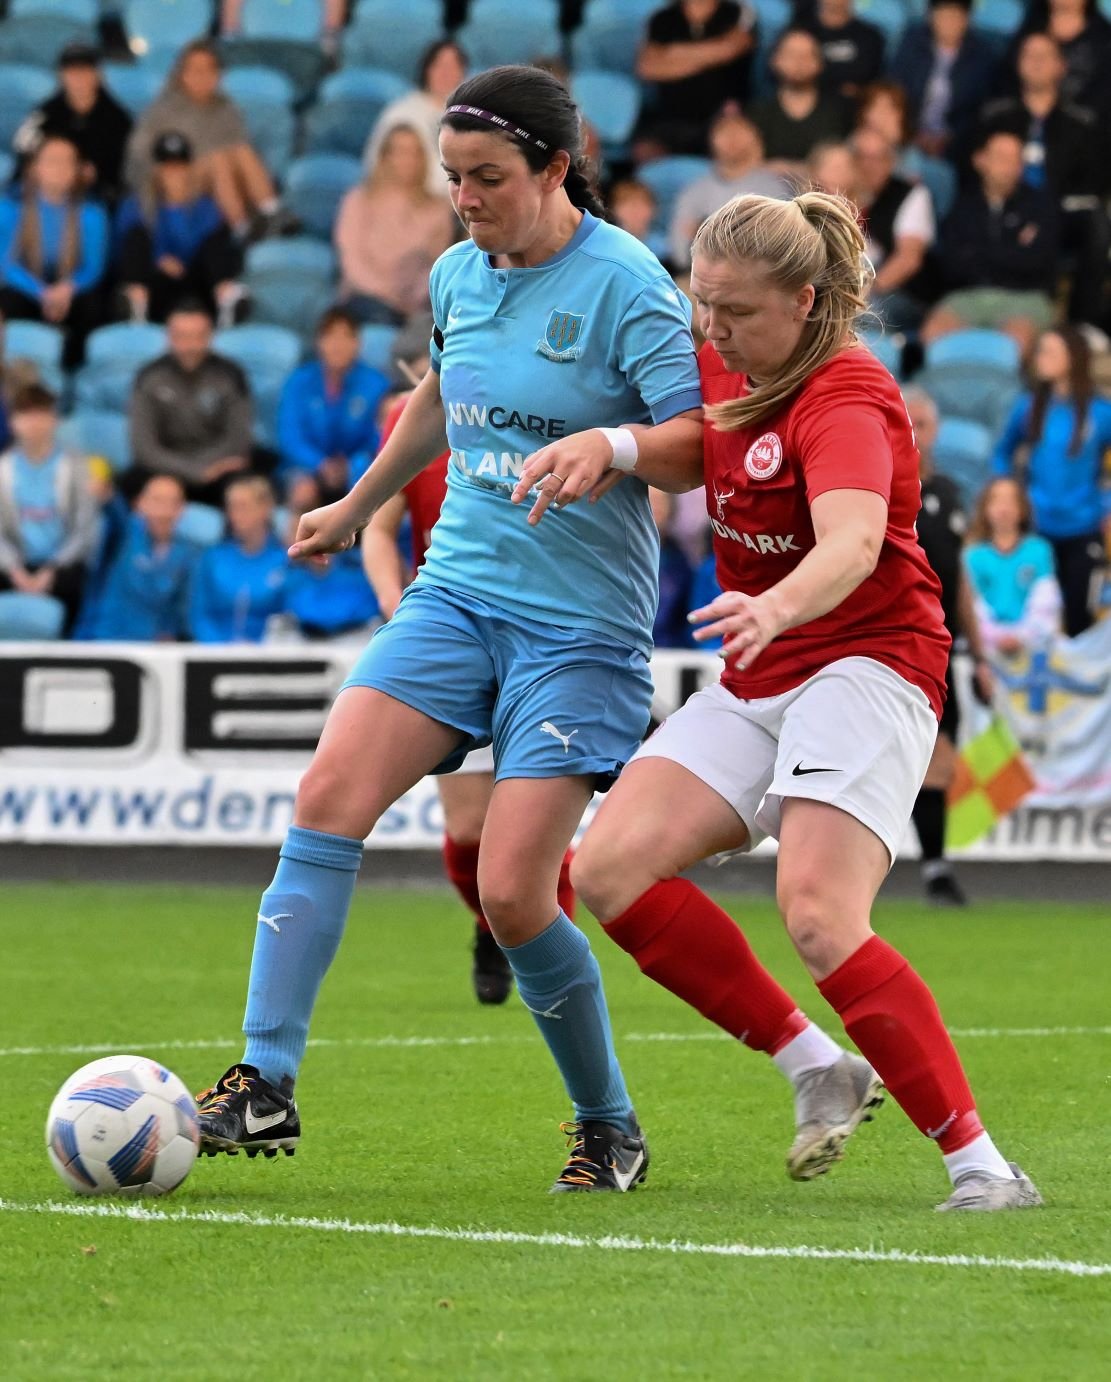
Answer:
[
  {"left": 699, "top": 342, "right": 950, "bottom": 717},
  {"left": 379, "top": 395, "right": 450, "bottom": 575}
]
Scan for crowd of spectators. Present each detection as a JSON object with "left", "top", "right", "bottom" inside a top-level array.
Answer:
[{"left": 0, "top": 0, "right": 1106, "bottom": 655}]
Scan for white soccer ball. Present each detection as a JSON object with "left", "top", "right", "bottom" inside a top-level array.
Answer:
[{"left": 46, "top": 1054, "right": 200, "bottom": 1197}]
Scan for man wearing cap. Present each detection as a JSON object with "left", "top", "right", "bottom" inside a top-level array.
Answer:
[{"left": 13, "top": 42, "right": 132, "bottom": 203}]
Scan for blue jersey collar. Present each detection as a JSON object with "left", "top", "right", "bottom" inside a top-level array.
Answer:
[{"left": 483, "top": 210, "right": 600, "bottom": 273}]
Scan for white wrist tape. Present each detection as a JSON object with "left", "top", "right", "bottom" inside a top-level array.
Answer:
[{"left": 599, "top": 426, "right": 639, "bottom": 473}]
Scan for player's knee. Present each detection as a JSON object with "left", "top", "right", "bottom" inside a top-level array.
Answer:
[
  {"left": 573, "top": 825, "right": 662, "bottom": 922},
  {"left": 777, "top": 873, "right": 836, "bottom": 967},
  {"left": 477, "top": 871, "right": 543, "bottom": 945},
  {"left": 295, "top": 759, "right": 376, "bottom": 839}
]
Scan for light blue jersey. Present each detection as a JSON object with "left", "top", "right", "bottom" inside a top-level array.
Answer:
[
  {"left": 419, "top": 210, "right": 701, "bottom": 655},
  {"left": 964, "top": 535, "right": 1056, "bottom": 625}
]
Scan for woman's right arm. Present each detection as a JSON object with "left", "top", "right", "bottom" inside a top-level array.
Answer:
[{"left": 290, "top": 367, "right": 447, "bottom": 559}]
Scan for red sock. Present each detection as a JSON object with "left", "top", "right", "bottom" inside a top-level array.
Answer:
[
  {"left": 557, "top": 849, "right": 576, "bottom": 921},
  {"left": 442, "top": 836, "right": 490, "bottom": 933},
  {"left": 604, "top": 879, "right": 807, "bottom": 1052},
  {"left": 817, "top": 935, "right": 983, "bottom": 1152}
]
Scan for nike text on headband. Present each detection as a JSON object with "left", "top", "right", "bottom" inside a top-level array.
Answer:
[{"left": 444, "top": 105, "right": 551, "bottom": 152}]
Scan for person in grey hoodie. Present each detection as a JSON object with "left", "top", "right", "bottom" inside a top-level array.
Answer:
[
  {"left": 0, "top": 382, "right": 98, "bottom": 629},
  {"left": 125, "top": 39, "right": 295, "bottom": 240},
  {"left": 129, "top": 297, "right": 255, "bottom": 506}
]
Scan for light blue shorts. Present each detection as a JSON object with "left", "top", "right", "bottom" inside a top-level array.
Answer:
[{"left": 341, "top": 583, "right": 654, "bottom": 788}]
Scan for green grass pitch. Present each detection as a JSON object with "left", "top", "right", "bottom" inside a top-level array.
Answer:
[{"left": 2, "top": 881, "right": 1108, "bottom": 1379}]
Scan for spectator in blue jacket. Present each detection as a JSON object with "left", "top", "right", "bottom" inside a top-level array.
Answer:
[
  {"left": 889, "top": 0, "right": 999, "bottom": 158},
  {"left": 992, "top": 326, "right": 1111, "bottom": 635},
  {"left": 116, "top": 131, "right": 243, "bottom": 327},
  {"left": 88, "top": 473, "right": 196, "bottom": 641},
  {"left": 284, "top": 547, "right": 380, "bottom": 639},
  {"left": 190, "top": 473, "right": 286, "bottom": 642},
  {"left": 277, "top": 306, "right": 391, "bottom": 511},
  {"left": 0, "top": 135, "right": 109, "bottom": 368}
]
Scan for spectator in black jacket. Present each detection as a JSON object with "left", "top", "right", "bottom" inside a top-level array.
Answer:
[
  {"left": 12, "top": 43, "right": 133, "bottom": 204},
  {"left": 793, "top": 0, "right": 885, "bottom": 97},
  {"left": 978, "top": 32, "right": 1108, "bottom": 326},
  {"left": 923, "top": 129, "right": 1059, "bottom": 354},
  {"left": 889, "top": 0, "right": 999, "bottom": 158},
  {"left": 1017, "top": 0, "right": 1111, "bottom": 119},
  {"left": 748, "top": 28, "right": 852, "bottom": 173}
]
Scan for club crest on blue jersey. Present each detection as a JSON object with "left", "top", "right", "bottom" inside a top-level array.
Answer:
[{"left": 537, "top": 309, "right": 586, "bottom": 362}]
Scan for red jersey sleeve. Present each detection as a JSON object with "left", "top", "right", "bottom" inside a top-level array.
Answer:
[{"left": 789, "top": 382, "right": 894, "bottom": 507}]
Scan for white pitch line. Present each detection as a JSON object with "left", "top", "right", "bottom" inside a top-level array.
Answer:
[
  {"left": 3, "top": 1025, "right": 1110, "bottom": 1061},
  {"left": 0, "top": 1198, "right": 1105, "bottom": 1279}
]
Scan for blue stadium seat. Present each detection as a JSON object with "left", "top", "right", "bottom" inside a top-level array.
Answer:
[
  {"left": 572, "top": 71, "right": 642, "bottom": 155},
  {"left": 342, "top": 8, "right": 445, "bottom": 81},
  {"left": 0, "top": 64, "right": 53, "bottom": 147},
  {"left": 0, "top": 151, "right": 13, "bottom": 188},
  {"left": 11, "top": 0, "right": 97, "bottom": 18},
  {"left": 925, "top": 329, "right": 1022, "bottom": 374},
  {"left": 215, "top": 324, "right": 302, "bottom": 446},
  {"left": 240, "top": 0, "right": 322, "bottom": 42},
  {"left": 854, "top": 0, "right": 907, "bottom": 47},
  {"left": 222, "top": 64, "right": 296, "bottom": 108},
  {"left": 639, "top": 156, "right": 712, "bottom": 236},
  {"left": 4, "top": 320, "right": 64, "bottom": 391},
  {"left": 972, "top": 0, "right": 1025, "bottom": 37},
  {"left": 104, "top": 61, "right": 168, "bottom": 116},
  {"left": 218, "top": 36, "right": 326, "bottom": 104},
  {"left": 456, "top": 7, "right": 562, "bottom": 68},
  {"left": 0, "top": 591, "right": 66, "bottom": 640},
  {"left": 914, "top": 365, "right": 1020, "bottom": 433},
  {"left": 570, "top": 6, "right": 646, "bottom": 75},
  {"left": 359, "top": 323, "right": 399, "bottom": 374},
  {"left": 858, "top": 331, "right": 902, "bottom": 378},
  {"left": 125, "top": 0, "right": 210, "bottom": 59},
  {"left": 304, "top": 68, "right": 411, "bottom": 158},
  {"left": 0, "top": 14, "right": 93, "bottom": 68},
  {"left": 901, "top": 148, "right": 957, "bottom": 222},
  {"left": 245, "top": 237, "right": 336, "bottom": 340},
  {"left": 283, "top": 154, "right": 361, "bottom": 241},
  {"left": 222, "top": 65, "right": 296, "bottom": 174},
  {"left": 58, "top": 410, "right": 132, "bottom": 472},
  {"left": 177, "top": 502, "right": 226, "bottom": 548},
  {"left": 77, "top": 322, "right": 166, "bottom": 412},
  {"left": 932, "top": 416, "right": 995, "bottom": 504}
]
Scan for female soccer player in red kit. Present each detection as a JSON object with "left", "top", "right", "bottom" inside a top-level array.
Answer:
[
  {"left": 514, "top": 191, "right": 1041, "bottom": 1211},
  {"left": 363, "top": 390, "right": 575, "bottom": 1005}
]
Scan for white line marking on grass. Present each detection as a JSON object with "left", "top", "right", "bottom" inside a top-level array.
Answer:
[
  {"left": 0, "top": 1198, "right": 1106, "bottom": 1279},
  {"left": 3, "top": 1026, "right": 1110, "bottom": 1060}
]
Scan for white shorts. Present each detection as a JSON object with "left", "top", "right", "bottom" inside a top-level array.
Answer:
[
  {"left": 634, "top": 656, "right": 938, "bottom": 864},
  {"left": 452, "top": 744, "right": 496, "bottom": 776}
]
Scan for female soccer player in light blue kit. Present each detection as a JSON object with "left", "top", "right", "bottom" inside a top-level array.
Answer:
[{"left": 195, "top": 66, "right": 703, "bottom": 1191}]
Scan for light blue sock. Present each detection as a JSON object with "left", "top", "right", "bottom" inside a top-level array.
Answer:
[
  {"left": 503, "top": 912, "right": 635, "bottom": 1132},
  {"left": 241, "top": 825, "right": 363, "bottom": 1086}
]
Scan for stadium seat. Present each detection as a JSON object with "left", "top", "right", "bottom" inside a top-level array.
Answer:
[
  {"left": 215, "top": 324, "right": 302, "bottom": 446},
  {"left": 76, "top": 322, "right": 166, "bottom": 412},
  {"left": 572, "top": 71, "right": 641, "bottom": 155},
  {"left": 924, "top": 330, "right": 1022, "bottom": 374},
  {"left": 639, "top": 156, "right": 712, "bottom": 237},
  {"left": 4, "top": 320, "right": 64, "bottom": 392},
  {"left": 0, "top": 151, "right": 13, "bottom": 188},
  {"left": 456, "top": 7, "right": 563, "bottom": 68},
  {"left": 304, "top": 68, "right": 411, "bottom": 159},
  {"left": 245, "top": 237, "right": 336, "bottom": 340},
  {"left": 0, "top": 591, "right": 66, "bottom": 640},
  {"left": 222, "top": 65, "right": 296, "bottom": 174},
  {"left": 858, "top": 331, "right": 902, "bottom": 378},
  {"left": 902, "top": 147, "right": 957, "bottom": 221},
  {"left": 125, "top": 0, "right": 210, "bottom": 60},
  {"left": 570, "top": 6, "right": 646, "bottom": 75},
  {"left": 218, "top": 37, "right": 326, "bottom": 104},
  {"left": 854, "top": 0, "right": 907, "bottom": 47},
  {"left": 932, "top": 416, "right": 995, "bottom": 503},
  {"left": 104, "top": 61, "right": 168, "bottom": 116},
  {"left": 341, "top": 9, "right": 445, "bottom": 81},
  {"left": 0, "top": 14, "right": 93, "bottom": 68},
  {"left": 240, "top": 0, "right": 322, "bottom": 42},
  {"left": 972, "top": 0, "right": 1025, "bottom": 37},
  {"left": 283, "top": 154, "right": 361, "bottom": 241},
  {"left": 177, "top": 502, "right": 226, "bottom": 548},
  {"left": 915, "top": 364, "right": 1020, "bottom": 433},
  {"left": 0, "top": 64, "right": 53, "bottom": 148},
  {"left": 359, "top": 323, "right": 399, "bottom": 374},
  {"left": 58, "top": 410, "right": 132, "bottom": 473},
  {"left": 11, "top": 0, "right": 97, "bottom": 18}
]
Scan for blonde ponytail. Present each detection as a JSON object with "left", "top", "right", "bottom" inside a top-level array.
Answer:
[{"left": 692, "top": 191, "right": 873, "bottom": 431}]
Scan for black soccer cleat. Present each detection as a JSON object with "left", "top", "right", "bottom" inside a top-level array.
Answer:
[
  {"left": 195, "top": 1064, "right": 300, "bottom": 1158},
  {"left": 472, "top": 925, "right": 513, "bottom": 1006},
  {"left": 924, "top": 870, "right": 968, "bottom": 908},
  {"left": 550, "top": 1119, "right": 649, "bottom": 1193}
]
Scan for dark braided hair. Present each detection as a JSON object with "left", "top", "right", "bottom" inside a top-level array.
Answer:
[{"left": 440, "top": 65, "right": 604, "bottom": 217}]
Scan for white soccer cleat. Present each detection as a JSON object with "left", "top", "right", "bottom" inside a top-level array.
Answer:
[
  {"left": 936, "top": 1163, "right": 1043, "bottom": 1212},
  {"left": 787, "top": 1051, "right": 885, "bottom": 1181}
]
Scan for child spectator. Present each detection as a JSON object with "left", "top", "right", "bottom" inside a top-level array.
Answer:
[
  {"left": 0, "top": 135, "right": 109, "bottom": 368},
  {"left": 335, "top": 124, "right": 456, "bottom": 326},
  {"left": 363, "top": 40, "right": 469, "bottom": 199},
  {"left": 277, "top": 306, "right": 391, "bottom": 512},
  {"left": 117, "top": 131, "right": 243, "bottom": 327},
  {"left": 87, "top": 473, "right": 195, "bottom": 640},
  {"left": 965, "top": 476, "right": 1063, "bottom": 653},
  {"left": 0, "top": 383, "right": 97, "bottom": 629},
  {"left": 126, "top": 40, "right": 297, "bottom": 241},
  {"left": 609, "top": 179, "right": 659, "bottom": 249},
  {"left": 190, "top": 474, "right": 286, "bottom": 643},
  {"left": 992, "top": 326, "right": 1111, "bottom": 635}
]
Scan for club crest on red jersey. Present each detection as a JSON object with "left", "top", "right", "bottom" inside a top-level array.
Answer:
[{"left": 744, "top": 432, "right": 783, "bottom": 480}]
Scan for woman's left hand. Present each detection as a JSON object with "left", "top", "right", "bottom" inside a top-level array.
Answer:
[
  {"left": 688, "top": 589, "right": 788, "bottom": 669},
  {"left": 510, "top": 430, "right": 618, "bottom": 526}
]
